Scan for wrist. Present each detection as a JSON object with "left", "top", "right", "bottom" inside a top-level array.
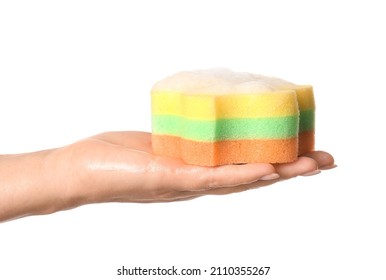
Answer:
[{"left": 0, "top": 149, "right": 68, "bottom": 221}]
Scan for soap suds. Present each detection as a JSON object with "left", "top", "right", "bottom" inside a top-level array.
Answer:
[{"left": 152, "top": 68, "right": 296, "bottom": 94}]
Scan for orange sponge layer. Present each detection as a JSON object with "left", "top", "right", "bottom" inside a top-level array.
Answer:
[
  {"left": 298, "top": 131, "right": 315, "bottom": 155},
  {"left": 152, "top": 134, "right": 298, "bottom": 166}
]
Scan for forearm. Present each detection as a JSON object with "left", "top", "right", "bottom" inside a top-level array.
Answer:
[{"left": 0, "top": 150, "right": 67, "bottom": 222}]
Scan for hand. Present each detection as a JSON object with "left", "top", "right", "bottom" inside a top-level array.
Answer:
[
  {"left": 0, "top": 131, "right": 335, "bottom": 222},
  {"left": 57, "top": 131, "right": 335, "bottom": 202}
]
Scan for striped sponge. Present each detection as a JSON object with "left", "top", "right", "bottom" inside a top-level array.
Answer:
[{"left": 151, "top": 68, "right": 315, "bottom": 166}]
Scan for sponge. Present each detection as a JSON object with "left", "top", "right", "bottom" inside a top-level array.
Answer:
[
  {"left": 151, "top": 68, "right": 315, "bottom": 166},
  {"left": 294, "top": 86, "right": 315, "bottom": 155}
]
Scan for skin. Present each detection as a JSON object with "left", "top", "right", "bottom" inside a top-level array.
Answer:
[{"left": 0, "top": 131, "right": 335, "bottom": 222}]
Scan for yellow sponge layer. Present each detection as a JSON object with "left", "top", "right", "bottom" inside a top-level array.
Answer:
[
  {"left": 152, "top": 90, "right": 298, "bottom": 120},
  {"left": 294, "top": 85, "right": 315, "bottom": 111}
]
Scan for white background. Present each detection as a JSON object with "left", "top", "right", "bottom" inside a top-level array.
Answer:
[{"left": 1, "top": 1, "right": 385, "bottom": 279}]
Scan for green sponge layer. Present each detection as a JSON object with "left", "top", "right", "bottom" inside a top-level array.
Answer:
[
  {"left": 299, "top": 109, "right": 315, "bottom": 132},
  {"left": 152, "top": 115, "right": 302, "bottom": 141}
]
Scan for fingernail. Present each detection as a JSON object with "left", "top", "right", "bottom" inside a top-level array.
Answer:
[
  {"left": 301, "top": 169, "right": 321, "bottom": 176},
  {"left": 260, "top": 173, "right": 280, "bottom": 180},
  {"left": 320, "top": 164, "right": 337, "bottom": 170}
]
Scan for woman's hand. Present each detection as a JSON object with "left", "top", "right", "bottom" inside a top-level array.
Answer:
[{"left": 0, "top": 131, "right": 335, "bottom": 222}]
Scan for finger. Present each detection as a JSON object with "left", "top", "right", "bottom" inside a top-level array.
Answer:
[
  {"left": 171, "top": 162, "right": 278, "bottom": 191},
  {"left": 177, "top": 175, "right": 279, "bottom": 197},
  {"left": 135, "top": 175, "right": 281, "bottom": 201},
  {"left": 113, "top": 194, "right": 200, "bottom": 203},
  {"left": 91, "top": 131, "right": 153, "bottom": 153},
  {"left": 195, "top": 183, "right": 254, "bottom": 196},
  {"left": 302, "top": 150, "right": 336, "bottom": 169},
  {"left": 274, "top": 156, "right": 319, "bottom": 179}
]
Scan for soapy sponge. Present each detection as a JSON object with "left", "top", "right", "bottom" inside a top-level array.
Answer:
[{"left": 151, "top": 68, "right": 315, "bottom": 166}]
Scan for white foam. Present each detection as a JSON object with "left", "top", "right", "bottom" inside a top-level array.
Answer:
[{"left": 152, "top": 68, "right": 296, "bottom": 94}]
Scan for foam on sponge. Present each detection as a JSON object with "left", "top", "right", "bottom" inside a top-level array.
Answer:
[{"left": 151, "top": 68, "right": 315, "bottom": 166}]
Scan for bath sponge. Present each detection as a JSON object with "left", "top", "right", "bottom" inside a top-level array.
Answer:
[
  {"left": 254, "top": 75, "right": 315, "bottom": 155},
  {"left": 151, "top": 68, "right": 315, "bottom": 166}
]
